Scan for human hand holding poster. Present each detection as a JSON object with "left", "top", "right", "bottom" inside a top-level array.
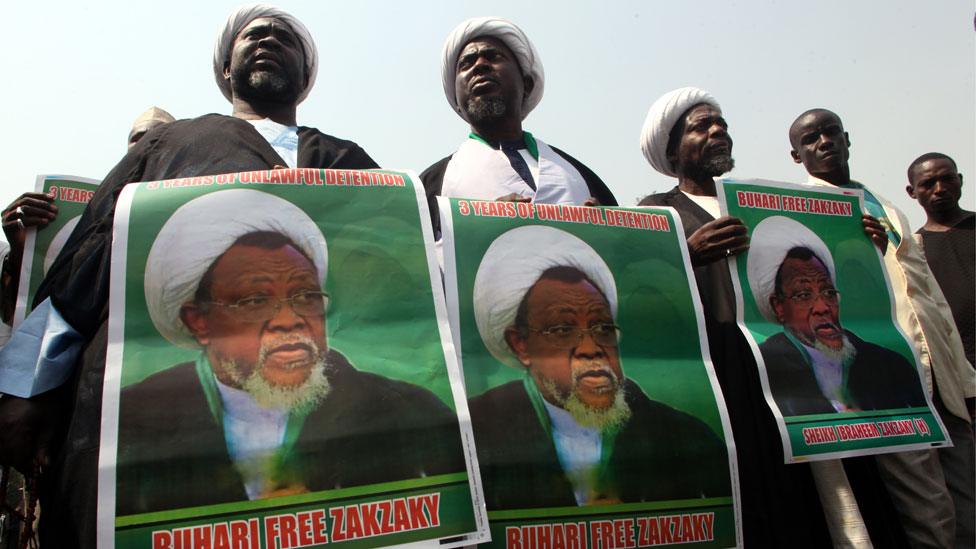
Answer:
[
  {"left": 716, "top": 178, "right": 948, "bottom": 462},
  {"left": 440, "top": 199, "right": 740, "bottom": 548},
  {"left": 99, "top": 169, "right": 487, "bottom": 548},
  {"left": 12, "top": 174, "right": 100, "bottom": 327}
]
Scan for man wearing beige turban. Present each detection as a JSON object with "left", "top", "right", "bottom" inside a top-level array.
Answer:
[
  {"left": 421, "top": 17, "right": 616, "bottom": 236},
  {"left": 126, "top": 106, "right": 175, "bottom": 149},
  {"left": 0, "top": 5, "right": 378, "bottom": 546}
]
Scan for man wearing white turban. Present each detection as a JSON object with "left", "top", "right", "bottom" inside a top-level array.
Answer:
[
  {"left": 790, "top": 108, "right": 973, "bottom": 549},
  {"left": 638, "top": 88, "right": 835, "bottom": 546},
  {"left": 115, "top": 190, "right": 464, "bottom": 515},
  {"left": 420, "top": 17, "right": 616, "bottom": 236},
  {"left": 466, "top": 225, "right": 730, "bottom": 510},
  {"left": 747, "top": 216, "right": 925, "bottom": 416},
  {"left": 0, "top": 5, "right": 378, "bottom": 545}
]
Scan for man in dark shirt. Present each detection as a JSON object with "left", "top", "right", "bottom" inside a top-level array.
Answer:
[{"left": 907, "top": 151, "right": 975, "bottom": 547}]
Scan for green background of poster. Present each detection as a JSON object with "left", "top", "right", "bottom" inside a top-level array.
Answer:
[
  {"left": 446, "top": 202, "right": 724, "bottom": 437},
  {"left": 119, "top": 171, "right": 455, "bottom": 409}
]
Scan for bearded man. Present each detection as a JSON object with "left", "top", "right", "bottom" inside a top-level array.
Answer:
[
  {"left": 421, "top": 17, "right": 616, "bottom": 237},
  {"left": 748, "top": 217, "right": 926, "bottom": 416},
  {"left": 0, "top": 6, "right": 378, "bottom": 546},
  {"left": 116, "top": 189, "right": 464, "bottom": 515},
  {"left": 467, "top": 225, "right": 730, "bottom": 510}
]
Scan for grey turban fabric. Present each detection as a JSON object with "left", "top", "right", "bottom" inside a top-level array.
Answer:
[
  {"left": 472, "top": 225, "right": 617, "bottom": 368},
  {"left": 640, "top": 87, "right": 721, "bottom": 177},
  {"left": 145, "top": 189, "right": 328, "bottom": 348},
  {"left": 213, "top": 3, "right": 318, "bottom": 104},
  {"left": 441, "top": 16, "right": 545, "bottom": 122},
  {"left": 746, "top": 216, "right": 835, "bottom": 323}
]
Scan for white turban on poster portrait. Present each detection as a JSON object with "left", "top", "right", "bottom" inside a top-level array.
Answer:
[
  {"left": 144, "top": 188, "right": 327, "bottom": 348},
  {"left": 472, "top": 225, "right": 617, "bottom": 367}
]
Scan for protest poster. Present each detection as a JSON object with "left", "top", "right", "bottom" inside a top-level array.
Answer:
[
  {"left": 12, "top": 174, "right": 100, "bottom": 327},
  {"left": 717, "top": 178, "right": 948, "bottom": 462},
  {"left": 98, "top": 168, "right": 488, "bottom": 548},
  {"left": 440, "top": 198, "right": 741, "bottom": 549}
]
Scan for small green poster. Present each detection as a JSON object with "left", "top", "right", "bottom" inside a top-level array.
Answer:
[
  {"left": 717, "top": 178, "right": 948, "bottom": 462},
  {"left": 13, "top": 174, "right": 100, "bottom": 326}
]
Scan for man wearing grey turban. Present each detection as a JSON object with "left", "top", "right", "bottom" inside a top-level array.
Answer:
[
  {"left": 0, "top": 5, "right": 378, "bottom": 546},
  {"left": 114, "top": 190, "right": 464, "bottom": 515},
  {"left": 748, "top": 216, "right": 925, "bottom": 416},
  {"left": 466, "top": 225, "right": 730, "bottom": 510},
  {"left": 420, "top": 17, "right": 616, "bottom": 236}
]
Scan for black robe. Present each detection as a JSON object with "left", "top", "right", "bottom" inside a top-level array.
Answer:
[
  {"left": 469, "top": 379, "right": 731, "bottom": 510},
  {"left": 760, "top": 331, "right": 927, "bottom": 417},
  {"left": 640, "top": 187, "right": 909, "bottom": 548},
  {"left": 32, "top": 114, "right": 378, "bottom": 548},
  {"left": 420, "top": 145, "right": 617, "bottom": 237},
  {"left": 117, "top": 350, "right": 464, "bottom": 515}
]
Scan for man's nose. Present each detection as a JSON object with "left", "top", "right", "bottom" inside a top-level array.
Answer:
[
  {"left": 810, "top": 294, "right": 833, "bottom": 313},
  {"left": 817, "top": 135, "right": 835, "bottom": 150},
  {"left": 573, "top": 329, "right": 605, "bottom": 359},
  {"left": 266, "top": 300, "right": 306, "bottom": 331},
  {"left": 933, "top": 180, "right": 948, "bottom": 195}
]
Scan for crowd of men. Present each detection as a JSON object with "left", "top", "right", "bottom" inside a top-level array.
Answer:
[{"left": 0, "top": 5, "right": 971, "bottom": 548}]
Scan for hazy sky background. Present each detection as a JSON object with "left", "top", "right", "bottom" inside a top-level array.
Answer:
[{"left": 2, "top": 0, "right": 973, "bottom": 234}]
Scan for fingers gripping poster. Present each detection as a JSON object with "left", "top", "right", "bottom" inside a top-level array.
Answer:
[
  {"left": 440, "top": 198, "right": 741, "bottom": 549},
  {"left": 99, "top": 168, "right": 488, "bottom": 548},
  {"left": 12, "top": 174, "right": 100, "bottom": 327},
  {"left": 717, "top": 178, "right": 948, "bottom": 462}
]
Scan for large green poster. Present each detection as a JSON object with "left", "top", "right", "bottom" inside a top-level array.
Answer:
[
  {"left": 98, "top": 168, "right": 487, "bottom": 548},
  {"left": 13, "top": 174, "right": 100, "bottom": 326},
  {"left": 717, "top": 178, "right": 948, "bottom": 462},
  {"left": 440, "top": 198, "right": 740, "bottom": 548}
]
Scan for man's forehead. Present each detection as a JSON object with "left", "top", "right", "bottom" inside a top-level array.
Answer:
[
  {"left": 916, "top": 158, "right": 957, "bottom": 176},
  {"left": 685, "top": 103, "right": 722, "bottom": 122},
  {"left": 236, "top": 16, "right": 295, "bottom": 39},
  {"left": 781, "top": 257, "right": 831, "bottom": 282},
  {"left": 796, "top": 112, "right": 843, "bottom": 134},
  {"left": 460, "top": 36, "right": 513, "bottom": 58},
  {"left": 527, "top": 277, "right": 611, "bottom": 313}
]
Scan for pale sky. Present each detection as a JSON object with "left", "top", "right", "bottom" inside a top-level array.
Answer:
[{"left": 2, "top": 0, "right": 973, "bottom": 233}]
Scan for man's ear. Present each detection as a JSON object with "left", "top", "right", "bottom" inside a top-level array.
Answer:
[
  {"left": 905, "top": 183, "right": 917, "bottom": 199},
  {"left": 843, "top": 131, "right": 851, "bottom": 148},
  {"left": 223, "top": 62, "right": 232, "bottom": 80},
  {"left": 523, "top": 75, "right": 535, "bottom": 97},
  {"left": 790, "top": 149, "right": 802, "bottom": 164},
  {"left": 180, "top": 303, "right": 211, "bottom": 346},
  {"left": 504, "top": 327, "right": 531, "bottom": 367},
  {"left": 770, "top": 295, "right": 785, "bottom": 324}
]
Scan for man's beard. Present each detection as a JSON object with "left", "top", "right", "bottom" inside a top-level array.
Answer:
[
  {"left": 464, "top": 96, "right": 507, "bottom": 124},
  {"left": 543, "top": 358, "right": 632, "bottom": 432},
  {"left": 699, "top": 154, "right": 735, "bottom": 178},
  {"left": 813, "top": 333, "right": 857, "bottom": 365},
  {"left": 220, "top": 334, "right": 331, "bottom": 413},
  {"left": 233, "top": 65, "right": 299, "bottom": 105}
]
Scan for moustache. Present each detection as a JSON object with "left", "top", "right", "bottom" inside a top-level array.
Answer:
[
  {"left": 258, "top": 333, "right": 322, "bottom": 368},
  {"left": 571, "top": 358, "right": 620, "bottom": 387}
]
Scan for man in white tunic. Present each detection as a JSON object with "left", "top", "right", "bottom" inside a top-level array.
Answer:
[{"left": 420, "top": 17, "right": 616, "bottom": 236}]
